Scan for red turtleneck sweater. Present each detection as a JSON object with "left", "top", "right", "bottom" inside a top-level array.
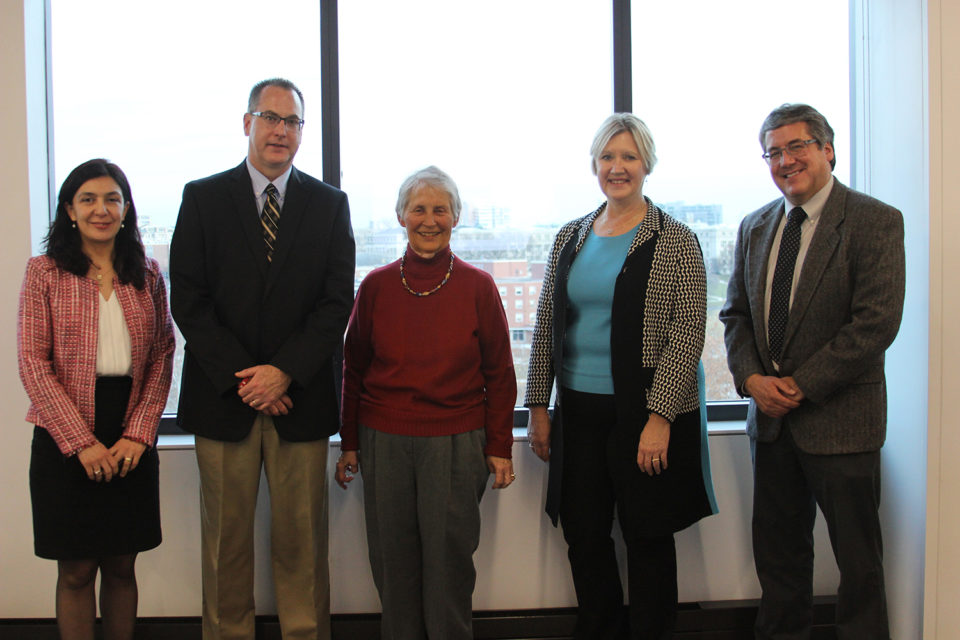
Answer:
[{"left": 340, "top": 246, "right": 516, "bottom": 458}]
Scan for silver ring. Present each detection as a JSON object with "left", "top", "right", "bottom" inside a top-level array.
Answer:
[{"left": 94, "top": 469, "right": 102, "bottom": 475}]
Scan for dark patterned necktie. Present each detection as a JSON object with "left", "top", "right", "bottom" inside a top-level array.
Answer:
[
  {"left": 261, "top": 183, "right": 280, "bottom": 261},
  {"left": 768, "top": 206, "right": 807, "bottom": 364}
]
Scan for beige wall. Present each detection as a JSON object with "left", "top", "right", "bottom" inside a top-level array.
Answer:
[
  {"left": 926, "top": 0, "right": 960, "bottom": 636},
  {"left": 0, "top": 0, "right": 53, "bottom": 609}
]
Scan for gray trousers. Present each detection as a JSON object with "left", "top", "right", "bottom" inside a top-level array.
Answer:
[{"left": 359, "top": 425, "right": 489, "bottom": 640}]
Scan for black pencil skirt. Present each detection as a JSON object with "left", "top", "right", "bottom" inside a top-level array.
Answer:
[{"left": 29, "top": 376, "right": 161, "bottom": 560}]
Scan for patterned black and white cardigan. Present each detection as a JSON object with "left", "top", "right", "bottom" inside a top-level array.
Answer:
[{"left": 523, "top": 198, "right": 706, "bottom": 422}]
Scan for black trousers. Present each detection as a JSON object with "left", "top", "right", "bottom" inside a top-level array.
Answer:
[
  {"left": 752, "top": 425, "right": 889, "bottom": 640},
  {"left": 559, "top": 388, "right": 677, "bottom": 640}
]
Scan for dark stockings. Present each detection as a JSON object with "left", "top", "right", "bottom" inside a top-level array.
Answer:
[{"left": 56, "top": 554, "right": 138, "bottom": 640}]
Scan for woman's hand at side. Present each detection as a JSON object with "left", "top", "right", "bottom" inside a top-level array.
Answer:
[
  {"left": 486, "top": 456, "right": 515, "bottom": 489},
  {"left": 109, "top": 438, "right": 148, "bottom": 478},
  {"left": 335, "top": 450, "right": 360, "bottom": 490},
  {"left": 77, "top": 442, "right": 119, "bottom": 482},
  {"left": 637, "top": 413, "right": 670, "bottom": 476},
  {"left": 527, "top": 406, "right": 551, "bottom": 462}
]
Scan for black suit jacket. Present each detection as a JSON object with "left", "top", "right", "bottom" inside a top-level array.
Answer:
[{"left": 170, "top": 161, "right": 355, "bottom": 442}]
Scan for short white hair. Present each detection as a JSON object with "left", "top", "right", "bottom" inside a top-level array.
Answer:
[{"left": 395, "top": 166, "right": 462, "bottom": 223}]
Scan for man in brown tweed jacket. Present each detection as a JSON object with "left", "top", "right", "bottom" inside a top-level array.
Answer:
[{"left": 721, "top": 103, "right": 905, "bottom": 640}]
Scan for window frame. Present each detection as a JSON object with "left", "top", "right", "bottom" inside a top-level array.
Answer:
[
  {"left": 316, "top": 0, "right": 746, "bottom": 425},
  {"left": 46, "top": 0, "right": 749, "bottom": 430}
]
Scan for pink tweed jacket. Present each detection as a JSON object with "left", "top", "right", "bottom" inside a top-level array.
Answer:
[{"left": 17, "top": 255, "right": 175, "bottom": 456}]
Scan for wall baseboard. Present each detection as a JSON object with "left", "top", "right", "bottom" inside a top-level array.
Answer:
[{"left": 0, "top": 599, "right": 838, "bottom": 639}]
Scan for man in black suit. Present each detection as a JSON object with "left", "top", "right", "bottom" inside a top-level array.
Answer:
[
  {"left": 170, "top": 78, "right": 355, "bottom": 640},
  {"left": 720, "top": 104, "right": 904, "bottom": 639}
]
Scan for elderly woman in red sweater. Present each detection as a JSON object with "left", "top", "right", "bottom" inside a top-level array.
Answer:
[{"left": 336, "top": 165, "right": 516, "bottom": 640}]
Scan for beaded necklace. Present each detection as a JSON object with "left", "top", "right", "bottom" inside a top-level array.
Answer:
[{"left": 400, "top": 251, "right": 455, "bottom": 297}]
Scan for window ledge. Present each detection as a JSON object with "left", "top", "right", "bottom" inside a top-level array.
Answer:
[{"left": 158, "top": 422, "right": 748, "bottom": 451}]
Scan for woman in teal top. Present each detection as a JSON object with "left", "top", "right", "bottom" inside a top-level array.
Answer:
[
  {"left": 525, "top": 114, "right": 716, "bottom": 640},
  {"left": 562, "top": 225, "right": 638, "bottom": 392}
]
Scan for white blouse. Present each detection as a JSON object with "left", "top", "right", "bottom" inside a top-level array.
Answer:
[{"left": 96, "top": 292, "right": 133, "bottom": 376}]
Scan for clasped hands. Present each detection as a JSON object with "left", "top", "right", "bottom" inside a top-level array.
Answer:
[
  {"left": 236, "top": 364, "right": 293, "bottom": 416},
  {"left": 77, "top": 437, "right": 147, "bottom": 482},
  {"left": 744, "top": 374, "right": 805, "bottom": 418}
]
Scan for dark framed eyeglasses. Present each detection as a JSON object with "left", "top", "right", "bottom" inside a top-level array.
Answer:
[{"left": 250, "top": 111, "right": 305, "bottom": 131}]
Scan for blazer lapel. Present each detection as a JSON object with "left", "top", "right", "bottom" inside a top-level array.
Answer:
[
  {"left": 748, "top": 201, "right": 784, "bottom": 364},
  {"left": 783, "top": 181, "right": 845, "bottom": 349},
  {"left": 230, "top": 163, "right": 270, "bottom": 280},
  {"left": 264, "top": 167, "right": 308, "bottom": 294}
]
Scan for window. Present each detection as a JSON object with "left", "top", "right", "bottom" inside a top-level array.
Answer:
[
  {"left": 631, "top": 0, "right": 849, "bottom": 402},
  {"left": 339, "top": 0, "right": 611, "bottom": 403},
  {"left": 50, "top": 0, "right": 323, "bottom": 415},
  {"left": 48, "top": 0, "right": 850, "bottom": 417}
]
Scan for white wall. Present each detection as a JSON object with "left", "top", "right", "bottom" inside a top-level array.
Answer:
[{"left": 0, "top": 429, "right": 843, "bottom": 617}]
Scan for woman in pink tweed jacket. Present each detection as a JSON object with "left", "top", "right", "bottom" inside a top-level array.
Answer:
[{"left": 17, "top": 159, "right": 174, "bottom": 640}]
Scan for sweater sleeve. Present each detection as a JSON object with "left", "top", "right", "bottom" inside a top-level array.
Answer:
[
  {"left": 524, "top": 224, "right": 572, "bottom": 407},
  {"left": 646, "top": 227, "right": 707, "bottom": 422},
  {"left": 475, "top": 272, "right": 517, "bottom": 458},
  {"left": 340, "top": 278, "right": 374, "bottom": 451},
  {"left": 17, "top": 259, "right": 97, "bottom": 456}
]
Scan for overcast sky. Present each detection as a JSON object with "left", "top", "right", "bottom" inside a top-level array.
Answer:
[{"left": 52, "top": 0, "right": 848, "bottom": 229}]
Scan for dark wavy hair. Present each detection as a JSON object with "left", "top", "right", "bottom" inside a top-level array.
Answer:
[
  {"left": 759, "top": 103, "right": 837, "bottom": 170},
  {"left": 44, "top": 159, "right": 147, "bottom": 289}
]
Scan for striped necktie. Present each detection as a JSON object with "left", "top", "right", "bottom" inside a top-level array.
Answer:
[{"left": 261, "top": 183, "right": 281, "bottom": 261}]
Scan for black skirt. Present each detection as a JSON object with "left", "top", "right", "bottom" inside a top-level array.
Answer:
[{"left": 29, "top": 376, "right": 161, "bottom": 560}]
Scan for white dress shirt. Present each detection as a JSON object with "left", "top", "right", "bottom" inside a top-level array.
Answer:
[
  {"left": 96, "top": 291, "right": 133, "bottom": 376},
  {"left": 763, "top": 176, "right": 835, "bottom": 367}
]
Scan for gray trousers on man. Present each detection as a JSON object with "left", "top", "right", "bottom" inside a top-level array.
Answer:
[{"left": 359, "top": 425, "right": 489, "bottom": 640}]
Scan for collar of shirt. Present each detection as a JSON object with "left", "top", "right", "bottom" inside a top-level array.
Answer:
[
  {"left": 763, "top": 175, "right": 835, "bottom": 371},
  {"left": 245, "top": 157, "right": 293, "bottom": 208},
  {"left": 783, "top": 174, "right": 834, "bottom": 225}
]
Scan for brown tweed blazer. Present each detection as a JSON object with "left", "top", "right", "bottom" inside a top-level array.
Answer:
[{"left": 720, "top": 180, "right": 905, "bottom": 454}]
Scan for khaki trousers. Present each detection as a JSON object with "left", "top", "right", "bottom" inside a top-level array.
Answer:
[{"left": 195, "top": 415, "right": 330, "bottom": 640}]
